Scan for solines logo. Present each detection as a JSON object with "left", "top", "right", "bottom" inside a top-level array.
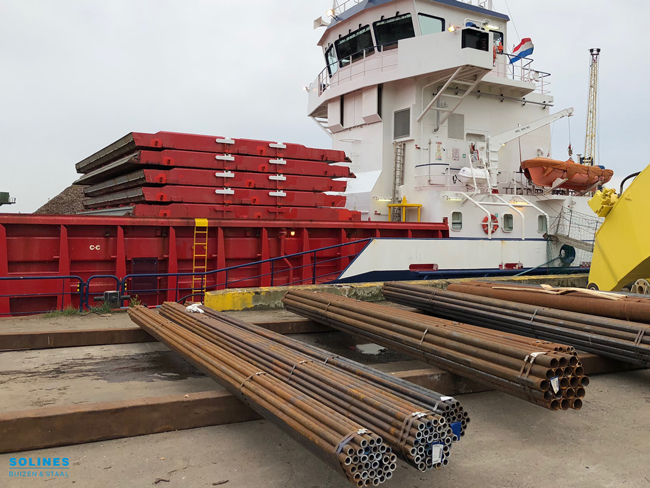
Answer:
[{"left": 8, "top": 457, "right": 70, "bottom": 478}]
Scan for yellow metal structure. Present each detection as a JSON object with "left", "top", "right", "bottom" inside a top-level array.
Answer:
[
  {"left": 387, "top": 197, "right": 422, "bottom": 222},
  {"left": 191, "top": 218, "right": 209, "bottom": 302},
  {"left": 588, "top": 187, "right": 618, "bottom": 218},
  {"left": 588, "top": 166, "right": 650, "bottom": 291}
]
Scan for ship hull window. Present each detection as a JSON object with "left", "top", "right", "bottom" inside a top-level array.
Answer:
[
  {"left": 462, "top": 29, "right": 489, "bottom": 51},
  {"left": 538, "top": 215, "right": 547, "bottom": 234},
  {"left": 373, "top": 13, "right": 415, "bottom": 51},
  {"left": 394, "top": 108, "right": 410, "bottom": 140},
  {"left": 451, "top": 211, "right": 462, "bottom": 231},
  {"left": 335, "top": 25, "right": 375, "bottom": 68},
  {"left": 418, "top": 14, "right": 445, "bottom": 36},
  {"left": 325, "top": 45, "right": 338, "bottom": 76},
  {"left": 503, "top": 213, "right": 514, "bottom": 232}
]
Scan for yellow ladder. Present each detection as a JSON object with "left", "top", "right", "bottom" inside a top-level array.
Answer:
[{"left": 191, "top": 218, "right": 209, "bottom": 302}]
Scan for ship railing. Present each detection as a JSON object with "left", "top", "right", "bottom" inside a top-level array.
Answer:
[
  {"left": 0, "top": 239, "right": 373, "bottom": 316},
  {"left": 117, "top": 238, "right": 372, "bottom": 307},
  {"left": 456, "top": 191, "right": 550, "bottom": 241},
  {"left": 0, "top": 275, "right": 85, "bottom": 316},
  {"left": 330, "top": 0, "right": 364, "bottom": 17},
  {"left": 316, "top": 44, "right": 399, "bottom": 96},
  {"left": 492, "top": 53, "right": 551, "bottom": 94}
]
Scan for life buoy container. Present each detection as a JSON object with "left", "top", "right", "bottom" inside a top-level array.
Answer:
[{"left": 482, "top": 214, "right": 499, "bottom": 234}]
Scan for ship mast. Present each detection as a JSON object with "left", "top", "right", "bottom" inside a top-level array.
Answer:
[{"left": 584, "top": 48, "right": 600, "bottom": 166}]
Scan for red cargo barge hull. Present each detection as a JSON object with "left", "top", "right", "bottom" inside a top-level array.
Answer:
[{"left": 0, "top": 214, "right": 449, "bottom": 315}]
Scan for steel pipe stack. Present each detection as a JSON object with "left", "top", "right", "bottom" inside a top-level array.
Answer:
[
  {"left": 382, "top": 282, "right": 650, "bottom": 367},
  {"left": 282, "top": 291, "right": 587, "bottom": 411},
  {"left": 157, "top": 302, "right": 457, "bottom": 474},
  {"left": 196, "top": 305, "right": 469, "bottom": 439},
  {"left": 130, "top": 303, "right": 464, "bottom": 485},
  {"left": 129, "top": 306, "right": 390, "bottom": 486},
  {"left": 447, "top": 281, "right": 650, "bottom": 325}
]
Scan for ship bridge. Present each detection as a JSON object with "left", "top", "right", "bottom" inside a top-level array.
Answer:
[{"left": 308, "top": 0, "right": 551, "bottom": 128}]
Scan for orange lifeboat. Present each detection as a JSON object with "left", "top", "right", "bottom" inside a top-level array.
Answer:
[{"left": 521, "top": 158, "right": 614, "bottom": 191}]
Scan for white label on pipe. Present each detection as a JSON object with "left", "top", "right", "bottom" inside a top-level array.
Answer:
[
  {"left": 269, "top": 174, "right": 286, "bottom": 181},
  {"left": 550, "top": 376, "right": 560, "bottom": 394},
  {"left": 216, "top": 138, "right": 235, "bottom": 144},
  {"left": 215, "top": 154, "right": 235, "bottom": 161},
  {"left": 215, "top": 171, "right": 235, "bottom": 178},
  {"left": 269, "top": 191, "right": 286, "bottom": 197},
  {"left": 215, "top": 188, "right": 235, "bottom": 195},
  {"left": 431, "top": 445, "right": 443, "bottom": 464},
  {"left": 269, "top": 159, "right": 287, "bottom": 165},
  {"left": 269, "top": 142, "right": 287, "bottom": 149}
]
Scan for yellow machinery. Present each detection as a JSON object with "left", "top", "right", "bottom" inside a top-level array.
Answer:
[{"left": 588, "top": 166, "right": 650, "bottom": 292}]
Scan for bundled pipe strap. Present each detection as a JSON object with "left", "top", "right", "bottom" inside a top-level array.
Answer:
[
  {"left": 282, "top": 290, "right": 587, "bottom": 411},
  {"left": 383, "top": 282, "right": 650, "bottom": 367}
]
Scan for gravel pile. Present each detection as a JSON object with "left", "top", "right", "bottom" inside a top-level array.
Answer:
[{"left": 35, "top": 185, "right": 88, "bottom": 215}]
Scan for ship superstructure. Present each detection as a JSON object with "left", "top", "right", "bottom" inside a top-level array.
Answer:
[{"left": 306, "top": 0, "right": 603, "bottom": 277}]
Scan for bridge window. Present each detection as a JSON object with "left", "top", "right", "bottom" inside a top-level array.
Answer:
[
  {"left": 418, "top": 13, "right": 445, "bottom": 36},
  {"left": 325, "top": 45, "right": 338, "bottom": 76},
  {"left": 451, "top": 211, "right": 462, "bottom": 231},
  {"left": 335, "top": 25, "right": 375, "bottom": 68},
  {"left": 373, "top": 13, "right": 415, "bottom": 51},
  {"left": 462, "top": 29, "right": 489, "bottom": 51},
  {"left": 493, "top": 31, "right": 504, "bottom": 48},
  {"left": 503, "top": 213, "right": 514, "bottom": 232}
]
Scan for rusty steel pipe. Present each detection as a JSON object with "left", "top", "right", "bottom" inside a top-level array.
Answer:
[
  {"left": 129, "top": 307, "right": 390, "bottom": 485},
  {"left": 157, "top": 303, "right": 458, "bottom": 469},
  {"left": 447, "top": 281, "right": 650, "bottom": 325},
  {"left": 382, "top": 283, "right": 650, "bottom": 367},
  {"left": 282, "top": 291, "right": 586, "bottom": 411},
  {"left": 131, "top": 303, "right": 463, "bottom": 482}
]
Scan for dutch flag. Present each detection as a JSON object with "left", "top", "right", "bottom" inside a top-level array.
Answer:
[{"left": 510, "top": 38, "right": 534, "bottom": 63}]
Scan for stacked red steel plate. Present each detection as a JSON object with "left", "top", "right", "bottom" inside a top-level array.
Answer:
[{"left": 74, "top": 132, "right": 360, "bottom": 221}]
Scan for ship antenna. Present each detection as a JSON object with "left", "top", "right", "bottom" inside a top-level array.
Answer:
[{"left": 502, "top": 0, "right": 521, "bottom": 43}]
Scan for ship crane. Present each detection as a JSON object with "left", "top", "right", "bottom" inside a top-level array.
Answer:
[{"left": 583, "top": 48, "right": 600, "bottom": 166}]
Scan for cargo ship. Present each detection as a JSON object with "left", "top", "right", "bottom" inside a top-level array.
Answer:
[{"left": 0, "top": 0, "right": 607, "bottom": 315}]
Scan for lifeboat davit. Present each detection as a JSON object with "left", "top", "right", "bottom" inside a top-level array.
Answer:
[{"left": 521, "top": 158, "right": 614, "bottom": 191}]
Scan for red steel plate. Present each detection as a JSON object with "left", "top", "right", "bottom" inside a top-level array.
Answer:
[
  {"left": 76, "top": 150, "right": 353, "bottom": 185},
  {"left": 83, "top": 186, "right": 346, "bottom": 208},
  {"left": 84, "top": 168, "right": 348, "bottom": 197},
  {"left": 76, "top": 132, "right": 349, "bottom": 174},
  {"left": 129, "top": 204, "right": 361, "bottom": 221}
]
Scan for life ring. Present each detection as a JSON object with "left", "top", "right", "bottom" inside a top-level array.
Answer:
[{"left": 482, "top": 214, "right": 499, "bottom": 234}]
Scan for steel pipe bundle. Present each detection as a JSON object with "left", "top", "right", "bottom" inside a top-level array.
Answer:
[
  {"left": 129, "top": 306, "right": 390, "bottom": 486},
  {"left": 130, "top": 303, "right": 464, "bottom": 485},
  {"left": 282, "top": 291, "right": 587, "bottom": 411},
  {"left": 447, "top": 281, "right": 650, "bottom": 324},
  {"left": 196, "top": 305, "right": 468, "bottom": 438},
  {"left": 383, "top": 282, "right": 650, "bottom": 367},
  {"left": 157, "top": 302, "right": 457, "bottom": 475}
]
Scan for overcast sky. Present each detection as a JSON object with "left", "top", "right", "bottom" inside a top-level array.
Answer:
[{"left": 1, "top": 0, "right": 647, "bottom": 213}]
